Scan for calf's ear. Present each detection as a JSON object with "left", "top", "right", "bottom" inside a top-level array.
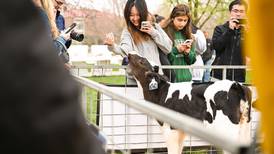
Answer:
[
  {"left": 145, "top": 72, "right": 168, "bottom": 83},
  {"left": 145, "top": 71, "right": 160, "bottom": 83},
  {"left": 231, "top": 83, "right": 252, "bottom": 122}
]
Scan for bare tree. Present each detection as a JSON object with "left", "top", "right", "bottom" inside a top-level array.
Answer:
[{"left": 163, "top": 0, "right": 230, "bottom": 29}]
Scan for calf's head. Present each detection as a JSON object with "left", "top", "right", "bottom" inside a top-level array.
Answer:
[
  {"left": 127, "top": 53, "right": 168, "bottom": 84},
  {"left": 127, "top": 54, "right": 154, "bottom": 81},
  {"left": 127, "top": 54, "right": 169, "bottom": 102}
]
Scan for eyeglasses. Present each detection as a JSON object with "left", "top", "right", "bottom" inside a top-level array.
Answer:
[{"left": 231, "top": 9, "right": 245, "bottom": 13}]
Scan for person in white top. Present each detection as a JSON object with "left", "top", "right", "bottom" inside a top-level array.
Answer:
[
  {"left": 104, "top": 0, "right": 172, "bottom": 85},
  {"left": 191, "top": 24, "right": 207, "bottom": 82}
]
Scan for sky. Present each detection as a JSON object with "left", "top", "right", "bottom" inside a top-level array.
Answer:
[{"left": 66, "top": 0, "right": 163, "bottom": 13}]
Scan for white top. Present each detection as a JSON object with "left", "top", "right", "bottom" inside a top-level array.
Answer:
[
  {"left": 109, "top": 23, "right": 172, "bottom": 74},
  {"left": 192, "top": 29, "right": 207, "bottom": 81}
]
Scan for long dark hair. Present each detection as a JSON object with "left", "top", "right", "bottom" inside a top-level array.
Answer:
[
  {"left": 162, "top": 4, "right": 192, "bottom": 43},
  {"left": 124, "top": 0, "right": 150, "bottom": 44}
]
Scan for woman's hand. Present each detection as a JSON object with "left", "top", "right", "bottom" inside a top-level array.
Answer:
[
  {"left": 60, "top": 31, "right": 71, "bottom": 41},
  {"left": 176, "top": 41, "right": 192, "bottom": 54},
  {"left": 104, "top": 32, "right": 115, "bottom": 46},
  {"left": 140, "top": 22, "right": 155, "bottom": 35}
]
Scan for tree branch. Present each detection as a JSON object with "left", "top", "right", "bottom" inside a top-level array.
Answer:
[
  {"left": 195, "top": 0, "right": 211, "bottom": 24},
  {"left": 199, "top": 0, "right": 221, "bottom": 28}
]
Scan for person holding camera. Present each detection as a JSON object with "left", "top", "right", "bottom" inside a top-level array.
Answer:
[
  {"left": 32, "top": 0, "right": 72, "bottom": 69},
  {"left": 162, "top": 4, "right": 196, "bottom": 82},
  {"left": 53, "top": 0, "right": 84, "bottom": 50},
  {"left": 104, "top": 0, "right": 172, "bottom": 85},
  {"left": 53, "top": 0, "right": 65, "bottom": 31},
  {"left": 212, "top": 0, "right": 248, "bottom": 82}
]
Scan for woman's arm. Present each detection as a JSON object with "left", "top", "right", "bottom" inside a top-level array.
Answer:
[
  {"left": 107, "top": 29, "right": 135, "bottom": 57},
  {"left": 54, "top": 36, "right": 69, "bottom": 63},
  {"left": 193, "top": 30, "right": 206, "bottom": 55},
  {"left": 149, "top": 24, "right": 172, "bottom": 54},
  {"left": 184, "top": 47, "right": 196, "bottom": 65}
]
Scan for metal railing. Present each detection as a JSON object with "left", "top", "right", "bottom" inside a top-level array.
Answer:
[{"left": 72, "top": 64, "right": 250, "bottom": 81}]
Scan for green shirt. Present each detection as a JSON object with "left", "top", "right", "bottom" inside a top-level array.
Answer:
[{"left": 168, "top": 31, "right": 196, "bottom": 82}]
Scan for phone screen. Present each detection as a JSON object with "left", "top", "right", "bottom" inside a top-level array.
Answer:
[
  {"left": 184, "top": 39, "right": 192, "bottom": 44},
  {"left": 141, "top": 21, "right": 149, "bottom": 30}
]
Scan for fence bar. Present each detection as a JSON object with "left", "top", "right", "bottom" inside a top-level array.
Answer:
[
  {"left": 72, "top": 64, "right": 249, "bottom": 70},
  {"left": 81, "top": 86, "right": 87, "bottom": 116},
  {"left": 222, "top": 68, "right": 227, "bottom": 80},
  {"left": 73, "top": 75, "right": 249, "bottom": 154}
]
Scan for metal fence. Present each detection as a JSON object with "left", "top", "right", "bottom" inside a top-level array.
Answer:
[
  {"left": 72, "top": 65, "right": 259, "bottom": 154},
  {"left": 71, "top": 64, "right": 251, "bottom": 81}
]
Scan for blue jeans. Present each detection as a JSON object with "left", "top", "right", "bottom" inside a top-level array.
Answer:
[{"left": 203, "top": 50, "right": 216, "bottom": 82}]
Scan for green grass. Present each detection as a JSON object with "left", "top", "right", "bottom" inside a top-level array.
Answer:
[
  {"left": 88, "top": 75, "right": 126, "bottom": 84},
  {"left": 85, "top": 75, "right": 126, "bottom": 123}
]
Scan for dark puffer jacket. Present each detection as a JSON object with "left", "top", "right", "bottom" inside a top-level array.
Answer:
[{"left": 212, "top": 21, "right": 246, "bottom": 82}]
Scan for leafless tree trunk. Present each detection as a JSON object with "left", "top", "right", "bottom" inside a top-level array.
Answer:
[{"left": 164, "top": 0, "right": 228, "bottom": 29}]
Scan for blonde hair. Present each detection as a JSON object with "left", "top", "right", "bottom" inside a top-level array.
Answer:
[{"left": 40, "top": 0, "right": 59, "bottom": 38}]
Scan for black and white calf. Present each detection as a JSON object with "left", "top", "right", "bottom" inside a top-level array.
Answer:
[{"left": 127, "top": 54, "right": 252, "bottom": 154}]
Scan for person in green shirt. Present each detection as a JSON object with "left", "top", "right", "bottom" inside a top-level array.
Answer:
[{"left": 162, "top": 4, "right": 196, "bottom": 82}]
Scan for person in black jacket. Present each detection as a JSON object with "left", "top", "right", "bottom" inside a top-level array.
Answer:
[{"left": 212, "top": 0, "right": 248, "bottom": 82}]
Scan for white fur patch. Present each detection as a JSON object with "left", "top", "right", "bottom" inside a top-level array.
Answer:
[
  {"left": 240, "top": 100, "right": 249, "bottom": 122},
  {"left": 165, "top": 82, "right": 193, "bottom": 102},
  {"left": 203, "top": 80, "right": 235, "bottom": 118}
]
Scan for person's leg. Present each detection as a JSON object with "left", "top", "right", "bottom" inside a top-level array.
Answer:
[
  {"left": 203, "top": 60, "right": 211, "bottom": 82},
  {"left": 203, "top": 51, "right": 216, "bottom": 82}
]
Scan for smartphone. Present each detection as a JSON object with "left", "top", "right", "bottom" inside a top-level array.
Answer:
[
  {"left": 184, "top": 39, "right": 192, "bottom": 44},
  {"left": 141, "top": 21, "right": 149, "bottom": 30},
  {"left": 65, "top": 23, "right": 77, "bottom": 34},
  {"left": 233, "top": 18, "right": 247, "bottom": 24}
]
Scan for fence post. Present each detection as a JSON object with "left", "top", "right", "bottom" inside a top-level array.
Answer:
[{"left": 222, "top": 68, "right": 227, "bottom": 80}]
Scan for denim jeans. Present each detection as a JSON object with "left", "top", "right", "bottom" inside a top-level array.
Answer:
[{"left": 203, "top": 50, "right": 216, "bottom": 82}]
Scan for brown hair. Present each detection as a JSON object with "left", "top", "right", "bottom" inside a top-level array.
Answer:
[
  {"left": 162, "top": 4, "right": 192, "bottom": 43},
  {"left": 40, "top": 0, "right": 59, "bottom": 38},
  {"left": 124, "top": 0, "right": 150, "bottom": 45}
]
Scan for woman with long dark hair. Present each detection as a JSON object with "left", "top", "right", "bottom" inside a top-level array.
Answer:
[
  {"left": 162, "top": 4, "right": 196, "bottom": 82},
  {"left": 104, "top": 0, "right": 172, "bottom": 84}
]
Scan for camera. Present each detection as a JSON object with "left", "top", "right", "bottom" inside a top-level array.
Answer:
[
  {"left": 233, "top": 18, "right": 247, "bottom": 24},
  {"left": 64, "top": 23, "right": 84, "bottom": 42},
  {"left": 70, "top": 30, "right": 84, "bottom": 42}
]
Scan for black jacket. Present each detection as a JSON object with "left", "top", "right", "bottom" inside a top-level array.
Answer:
[{"left": 212, "top": 21, "right": 246, "bottom": 82}]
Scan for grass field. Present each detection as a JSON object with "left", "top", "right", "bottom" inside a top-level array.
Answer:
[{"left": 85, "top": 75, "right": 125, "bottom": 123}]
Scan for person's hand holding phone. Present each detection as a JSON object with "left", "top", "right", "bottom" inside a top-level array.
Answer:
[
  {"left": 140, "top": 21, "right": 154, "bottom": 35},
  {"left": 176, "top": 39, "right": 192, "bottom": 54}
]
